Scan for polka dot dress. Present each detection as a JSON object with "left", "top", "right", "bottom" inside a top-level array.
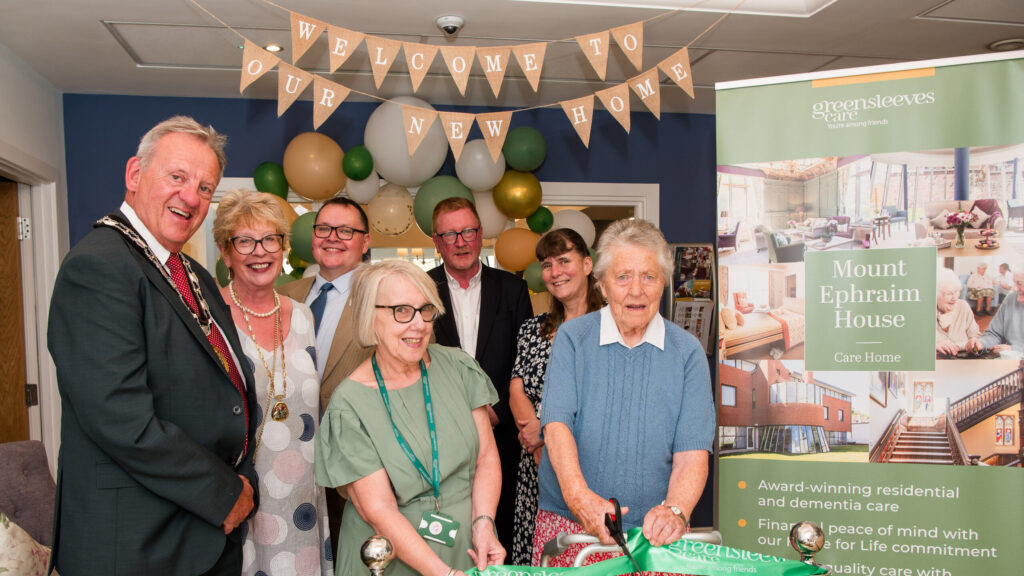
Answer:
[{"left": 241, "top": 302, "right": 332, "bottom": 576}]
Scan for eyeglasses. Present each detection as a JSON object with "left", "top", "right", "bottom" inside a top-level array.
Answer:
[
  {"left": 435, "top": 227, "right": 479, "bottom": 245},
  {"left": 375, "top": 304, "right": 439, "bottom": 323},
  {"left": 230, "top": 234, "right": 284, "bottom": 255},
  {"left": 313, "top": 224, "right": 368, "bottom": 240}
]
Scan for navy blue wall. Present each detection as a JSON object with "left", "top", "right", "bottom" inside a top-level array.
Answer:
[
  {"left": 63, "top": 94, "right": 716, "bottom": 246},
  {"left": 62, "top": 93, "right": 719, "bottom": 527}
]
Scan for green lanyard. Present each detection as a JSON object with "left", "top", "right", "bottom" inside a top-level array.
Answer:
[{"left": 372, "top": 353, "right": 441, "bottom": 509}]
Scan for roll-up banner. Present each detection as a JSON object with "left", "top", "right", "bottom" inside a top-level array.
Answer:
[{"left": 715, "top": 51, "right": 1024, "bottom": 576}]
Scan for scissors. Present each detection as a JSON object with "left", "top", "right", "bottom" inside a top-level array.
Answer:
[{"left": 604, "top": 497, "right": 641, "bottom": 573}]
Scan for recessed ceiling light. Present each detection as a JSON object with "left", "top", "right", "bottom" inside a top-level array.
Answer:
[
  {"left": 265, "top": 44, "right": 284, "bottom": 53},
  {"left": 988, "top": 38, "right": 1024, "bottom": 52}
]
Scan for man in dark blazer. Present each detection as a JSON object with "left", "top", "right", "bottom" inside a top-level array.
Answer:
[
  {"left": 427, "top": 197, "right": 533, "bottom": 550},
  {"left": 47, "top": 116, "right": 257, "bottom": 576}
]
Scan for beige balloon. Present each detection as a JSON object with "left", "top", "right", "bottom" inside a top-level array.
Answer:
[
  {"left": 263, "top": 193, "right": 298, "bottom": 226},
  {"left": 282, "top": 132, "right": 348, "bottom": 201},
  {"left": 494, "top": 227, "right": 540, "bottom": 271},
  {"left": 367, "top": 183, "right": 414, "bottom": 236}
]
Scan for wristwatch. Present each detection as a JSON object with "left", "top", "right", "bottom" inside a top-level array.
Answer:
[{"left": 662, "top": 502, "right": 690, "bottom": 527}]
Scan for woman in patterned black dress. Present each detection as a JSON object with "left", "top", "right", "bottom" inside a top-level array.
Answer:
[{"left": 508, "top": 228, "right": 604, "bottom": 565}]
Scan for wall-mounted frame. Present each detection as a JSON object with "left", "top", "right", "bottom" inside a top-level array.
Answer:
[
  {"left": 870, "top": 371, "right": 887, "bottom": 408},
  {"left": 665, "top": 243, "right": 716, "bottom": 355}
]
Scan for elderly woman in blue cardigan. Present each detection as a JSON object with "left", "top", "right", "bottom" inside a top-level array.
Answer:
[{"left": 531, "top": 218, "right": 715, "bottom": 568}]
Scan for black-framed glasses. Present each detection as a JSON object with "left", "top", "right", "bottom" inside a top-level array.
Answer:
[
  {"left": 435, "top": 227, "right": 479, "bottom": 245},
  {"left": 375, "top": 304, "right": 439, "bottom": 323},
  {"left": 230, "top": 234, "right": 284, "bottom": 255},
  {"left": 313, "top": 223, "right": 367, "bottom": 240}
]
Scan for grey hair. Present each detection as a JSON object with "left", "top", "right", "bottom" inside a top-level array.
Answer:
[
  {"left": 936, "top": 267, "right": 961, "bottom": 294},
  {"left": 136, "top": 115, "right": 227, "bottom": 176},
  {"left": 593, "top": 218, "right": 673, "bottom": 287},
  {"left": 350, "top": 259, "right": 446, "bottom": 347}
]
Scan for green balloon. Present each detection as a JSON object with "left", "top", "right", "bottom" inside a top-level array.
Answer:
[
  {"left": 215, "top": 257, "right": 230, "bottom": 287},
  {"left": 287, "top": 249, "right": 307, "bottom": 271},
  {"left": 290, "top": 211, "right": 317, "bottom": 263},
  {"left": 412, "top": 175, "right": 473, "bottom": 236},
  {"left": 343, "top": 145, "right": 374, "bottom": 181},
  {"left": 289, "top": 267, "right": 304, "bottom": 280},
  {"left": 527, "top": 206, "right": 553, "bottom": 233},
  {"left": 502, "top": 126, "right": 547, "bottom": 172},
  {"left": 524, "top": 261, "right": 546, "bottom": 293},
  {"left": 253, "top": 161, "right": 289, "bottom": 199}
]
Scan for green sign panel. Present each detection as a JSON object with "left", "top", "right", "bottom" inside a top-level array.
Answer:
[{"left": 805, "top": 247, "right": 935, "bottom": 371}]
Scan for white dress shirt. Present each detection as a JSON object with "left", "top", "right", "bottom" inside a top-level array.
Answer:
[
  {"left": 305, "top": 269, "right": 355, "bottom": 377},
  {"left": 445, "top": 263, "right": 483, "bottom": 357}
]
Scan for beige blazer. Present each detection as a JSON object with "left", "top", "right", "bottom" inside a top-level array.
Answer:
[{"left": 278, "top": 276, "right": 373, "bottom": 409}]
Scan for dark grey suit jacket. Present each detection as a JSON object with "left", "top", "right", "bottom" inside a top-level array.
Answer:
[{"left": 47, "top": 219, "right": 258, "bottom": 576}]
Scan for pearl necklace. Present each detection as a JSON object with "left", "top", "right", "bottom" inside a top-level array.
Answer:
[{"left": 229, "top": 281, "right": 281, "bottom": 317}]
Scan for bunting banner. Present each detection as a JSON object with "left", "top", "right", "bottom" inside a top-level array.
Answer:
[
  {"left": 240, "top": 40, "right": 279, "bottom": 93},
  {"left": 560, "top": 94, "right": 595, "bottom": 147},
  {"left": 477, "top": 46, "right": 512, "bottom": 98},
  {"left": 312, "top": 76, "right": 351, "bottom": 129},
  {"left": 438, "top": 111, "right": 476, "bottom": 161},
  {"left": 611, "top": 21, "right": 644, "bottom": 72},
  {"left": 630, "top": 68, "right": 661, "bottom": 119},
  {"left": 596, "top": 83, "right": 632, "bottom": 133},
  {"left": 365, "top": 36, "right": 402, "bottom": 89},
  {"left": 277, "top": 62, "right": 313, "bottom": 117},
  {"left": 289, "top": 12, "right": 326, "bottom": 64},
  {"left": 403, "top": 42, "right": 439, "bottom": 92},
  {"left": 327, "top": 26, "right": 365, "bottom": 73},
  {"left": 511, "top": 42, "right": 547, "bottom": 92},
  {"left": 476, "top": 111, "right": 513, "bottom": 161},
  {"left": 659, "top": 47, "right": 695, "bottom": 99},
  {"left": 401, "top": 104, "right": 438, "bottom": 156},
  {"left": 440, "top": 45, "right": 477, "bottom": 96},
  {"left": 576, "top": 30, "right": 611, "bottom": 81}
]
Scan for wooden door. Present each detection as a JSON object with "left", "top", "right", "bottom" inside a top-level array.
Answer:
[{"left": 0, "top": 180, "right": 28, "bottom": 442}]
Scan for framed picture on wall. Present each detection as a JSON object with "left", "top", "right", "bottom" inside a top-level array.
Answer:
[
  {"left": 870, "top": 372, "right": 887, "bottom": 408},
  {"left": 665, "top": 243, "right": 716, "bottom": 355}
]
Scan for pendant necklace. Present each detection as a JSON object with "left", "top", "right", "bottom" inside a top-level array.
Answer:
[{"left": 230, "top": 282, "right": 289, "bottom": 424}]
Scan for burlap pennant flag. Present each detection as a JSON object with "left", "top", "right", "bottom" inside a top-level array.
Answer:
[
  {"left": 511, "top": 42, "right": 546, "bottom": 92},
  {"left": 659, "top": 47, "right": 694, "bottom": 99},
  {"left": 575, "top": 31, "right": 610, "bottom": 80},
  {"left": 363, "top": 36, "right": 401, "bottom": 89},
  {"left": 438, "top": 111, "right": 475, "bottom": 161},
  {"left": 240, "top": 40, "right": 280, "bottom": 93},
  {"left": 440, "top": 45, "right": 477, "bottom": 96},
  {"left": 476, "top": 111, "right": 513, "bottom": 161},
  {"left": 476, "top": 46, "right": 511, "bottom": 98},
  {"left": 629, "top": 68, "right": 661, "bottom": 120},
  {"left": 313, "top": 76, "right": 351, "bottom": 130},
  {"left": 403, "top": 42, "right": 439, "bottom": 92},
  {"left": 401, "top": 104, "right": 438, "bottom": 156},
  {"left": 611, "top": 21, "right": 644, "bottom": 72},
  {"left": 596, "top": 83, "right": 631, "bottom": 133},
  {"left": 560, "top": 95, "right": 595, "bottom": 148},
  {"left": 290, "top": 12, "right": 327, "bottom": 64},
  {"left": 277, "top": 63, "right": 313, "bottom": 117},
  {"left": 327, "top": 26, "right": 365, "bottom": 73}
]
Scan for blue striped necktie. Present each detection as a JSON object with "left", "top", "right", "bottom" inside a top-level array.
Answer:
[{"left": 310, "top": 282, "right": 334, "bottom": 334}]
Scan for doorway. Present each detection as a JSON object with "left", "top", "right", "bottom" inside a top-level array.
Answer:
[{"left": 0, "top": 179, "right": 29, "bottom": 442}]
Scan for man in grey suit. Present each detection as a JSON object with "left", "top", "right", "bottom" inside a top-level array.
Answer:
[
  {"left": 47, "top": 116, "right": 257, "bottom": 575},
  {"left": 277, "top": 196, "right": 373, "bottom": 549}
]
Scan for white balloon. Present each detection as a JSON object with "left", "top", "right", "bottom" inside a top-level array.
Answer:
[
  {"left": 551, "top": 209, "right": 597, "bottom": 248},
  {"left": 473, "top": 190, "right": 510, "bottom": 239},
  {"left": 364, "top": 97, "right": 449, "bottom": 188},
  {"left": 456, "top": 139, "right": 506, "bottom": 191},
  {"left": 367, "top": 183, "right": 414, "bottom": 236},
  {"left": 345, "top": 170, "right": 381, "bottom": 204}
]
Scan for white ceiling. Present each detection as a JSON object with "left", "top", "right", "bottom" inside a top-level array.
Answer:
[{"left": 2, "top": 0, "right": 1023, "bottom": 114}]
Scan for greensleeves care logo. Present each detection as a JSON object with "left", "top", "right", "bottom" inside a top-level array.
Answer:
[
  {"left": 805, "top": 248, "right": 936, "bottom": 371},
  {"left": 811, "top": 91, "right": 936, "bottom": 127}
]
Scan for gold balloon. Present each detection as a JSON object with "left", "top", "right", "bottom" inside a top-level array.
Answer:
[
  {"left": 263, "top": 193, "right": 298, "bottom": 226},
  {"left": 494, "top": 227, "right": 540, "bottom": 272},
  {"left": 282, "top": 132, "right": 348, "bottom": 201},
  {"left": 493, "top": 170, "right": 542, "bottom": 219}
]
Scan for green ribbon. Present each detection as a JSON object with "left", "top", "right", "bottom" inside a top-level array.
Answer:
[{"left": 466, "top": 528, "right": 828, "bottom": 576}]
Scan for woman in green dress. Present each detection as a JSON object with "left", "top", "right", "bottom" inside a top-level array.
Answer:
[{"left": 315, "top": 259, "right": 505, "bottom": 576}]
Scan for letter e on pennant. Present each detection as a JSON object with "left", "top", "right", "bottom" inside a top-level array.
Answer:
[
  {"left": 512, "top": 43, "right": 547, "bottom": 92},
  {"left": 658, "top": 47, "right": 694, "bottom": 99},
  {"left": 327, "top": 26, "right": 365, "bottom": 73},
  {"left": 439, "top": 111, "right": 475, "bottom": 161}
]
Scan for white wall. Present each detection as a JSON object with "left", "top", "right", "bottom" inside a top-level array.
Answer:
[{"left": 0, "top": 41, "right": 68, "bottom": 472}]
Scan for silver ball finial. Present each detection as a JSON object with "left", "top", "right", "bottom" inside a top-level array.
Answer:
[
  {"left": 361, "top": 535, "right": 394, "bottom": 575},
  {"left": 789, "top": 521, "right": 825, "bottom": 565}
]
